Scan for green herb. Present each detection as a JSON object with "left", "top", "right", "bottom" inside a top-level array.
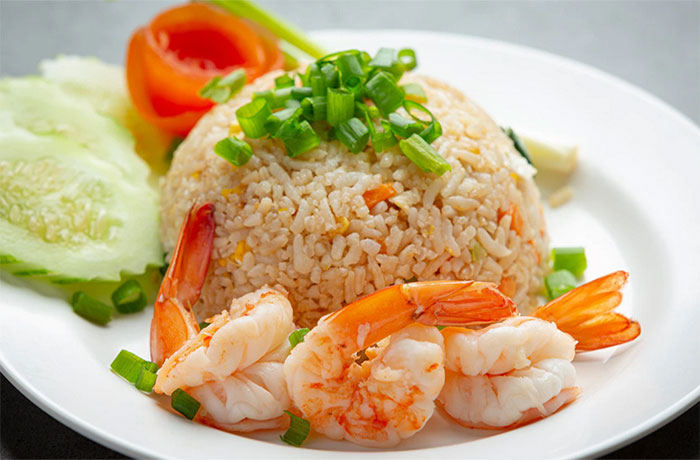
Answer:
[
  {"left": 504, "top": 127, "right": 533, "bottom": 165},
  {"left": 326, "top": 88, "right": 355, "bottom": 127},
  {"left": 110, "top": 350, "right": 146, "bottom": 383},
  {"left": 278, "top": 119, "right": 320, "bottom": 157},
  {"left": 545, "top": 269, "right": 577, "bottom": 300},
  {"left": 135, "top": 368, "right": 157, "bottom": 393},
  {"left": 171, "top": 389, "right": 201, "bottom": 420},
  {"left": 288, "top": 328, "right": 310, "bottom": 349},
  {"left": 199, "top": 69, "right": 246, "bottom": 104},
  {"left": 111, "top": 280, "right": 147, "bottom": 314},
  {"left": 71, "top": 291, "right": 112, "bottom": 325},
  {"left": 388, "top": 113, "right": 423, "bottom": 138},
  {"left": 402, "top": 83, "right": 427, "bottom": 103},
  {"left": 365, "top": 71, "right": 404, "bottom": 115},
  {"left": 275, "top": 74, "right": 295, "bottom": 89},
  {"left": 399, "top": 134, "right": 451, "bottom": 175},
  {"left": 291, "top": 86, "right": 313, "bottom": 100},
  {"left": 236, "top": 99, "right": 272, "bottom": 138},
  {"left": 301, "top": 96, "right": 327, "bottom": 122},
  {"left": 335, "top": 117, "right": 370, "bottom": 154},
  {"left": 398, "top": 48, "right": 417, "bottom": 70},
  {"left": 436, "top": 325, "right": 447, "bottom": 331},
  {"left": 552, "top": 247, "right": 587, "bottom": 279},
  {"left": 470, "top": 242, "right": 486, "bottom": 262},
  {"left": 280, "top": 410, "right": 310, "bottom": 446},
  {"left": 199, "top": 321, "right": 210, "bottom": 330},
  {"left": 214, "top": 136, "right": 254, "bottom": 166}
]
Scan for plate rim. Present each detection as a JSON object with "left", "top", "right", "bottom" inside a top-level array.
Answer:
[{"left": 1, "top": 28, "right": 699, "bottom": 459}]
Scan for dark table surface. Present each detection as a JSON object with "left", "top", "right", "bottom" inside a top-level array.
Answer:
[{"left": 1, "top": 1, "right": 699, "bottom": 458}]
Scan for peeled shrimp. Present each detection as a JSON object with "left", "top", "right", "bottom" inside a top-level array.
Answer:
[
  {"left": 284, "top": 280, "right": 518, "bottom": 447},
  {"left": 439, "top": 271, "right": 641, "bottom": 429},
  {"left": 150, "top": 203, "right": 295, "bottom": 431}
]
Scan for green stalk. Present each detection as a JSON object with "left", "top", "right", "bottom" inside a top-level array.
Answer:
[{"left": 206, "top": 0, "right": 326, "bottom": 59}]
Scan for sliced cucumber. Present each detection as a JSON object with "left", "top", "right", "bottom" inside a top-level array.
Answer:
[
  {"left": 0, "top": 125, "right": 162, "bottom": 281},
  {"left": 39, "top": 56, "right": 172, "bottom": 169},
  {"left": 0, "top": 77, "right": 152, "bottom": 185}
]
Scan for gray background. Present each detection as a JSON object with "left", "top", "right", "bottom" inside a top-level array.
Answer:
[{"left": 1, "top": 0, "right": 699, "bottom": 458}]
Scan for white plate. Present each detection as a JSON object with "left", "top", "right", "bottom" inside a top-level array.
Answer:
[{"left": 1, "top": 30, "right": 699, "bottom": 459}]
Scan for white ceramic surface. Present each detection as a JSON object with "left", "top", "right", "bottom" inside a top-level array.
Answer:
[{"left": 1, "top": 30, "right": 699, "bottom": 459}]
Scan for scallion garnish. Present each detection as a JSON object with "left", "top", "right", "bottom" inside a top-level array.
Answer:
[
  {"left": 280, "top": 410, "right": 310, "bottom": 447},
  {"left": 199, "top": 69, "right": 246, "bottom": 104},
  {"left": 288, "top": 328, "right": 310, "bottom": 349},
  {"left": 336, "top": 117, "right": 370, "bottom": 154},
  {"left": 275, "top": 74, "right": 295, "bottom": 89},
  {"left": 278, "top": 119, "right": 320, "bottom": 157},
  {"left": 135, "top": 368, "right": 157, "bottom": 393},
  {"left": 142, "top": 360, "right": 158, "bottom": 373},
  {"left": 326, "top": 88, "right": 355, "bottom": 127},
  {"left": 336, "top": 52, "right": 365, "bottom": 93},
  {"left": 265, "top": 107, "right": 302, "bottom": 134},
  {"left": 552, "top": 247, "right": 587, "bottom": 279},
  {"left": 398, "top": 48, "right": 417, "bottom": 70},
  {"left": 388, "top": 113, "right": 424, "bottom": 138},
  {"left": 402, "top": 83, "right": 427, "bottom": 103},
  {"left": 365, "top": 71, "right": 404, "bottom": 115},
  {"left": 111, "top": 280, "right": 147, "bottom": 314},
  {"left": 545, "top": 269, "right": 577, "bottom": 300},
  {"left": 399, "top": 134, "right": 451, "bottom": 176},
  {"left": 236, "top": 99, "right": 272, "bottom": 138},
  {"left": 301, "top": 96, "right": 328, "bottom": 122},
  {"left": 291, "top": 86, "right": 313, "bottom": 101},
  {"left": 110, "top": 349, "right": 146, "bottom": 383},
  {"left": 214, "top": 136, "right": 254, "bottom": 166},
  {"left": 171, "top": 388, "right": 201, "bottom": 420},
  {"left": 71, "top": 291, "right": 112, "bottom": 325},
  {"left": 199, "top": 321, "right": 210, "bottom": 330}
]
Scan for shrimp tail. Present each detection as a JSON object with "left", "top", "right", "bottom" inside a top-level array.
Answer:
[
  {"left": 150, "top": 202, "right": 216, "bottom": 365},
  {"left": 532, "top": 271, "right": 641, "bottom": 351}
]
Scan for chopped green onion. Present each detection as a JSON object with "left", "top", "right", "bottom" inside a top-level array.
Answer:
[
  {"left": 275, "top": 74, "right": 295, "bottom": 89},
  {"left": 278, "top": 119, "right": 320, "bottom": 157},
  {"left": 280, "top": 410, "right": 310, "bottom": 447},
  {"left": 291, "top": 86, "right": 313, "bottom": 101},
  {"left": 70, "top": 291, "right": 112, "bottom": 325},
  {"left": 318, "top": 49, "right": 361, "bottom": 62},
  {"left": 470, "top": 242, "right": 486, "bottom": 262},
  {"left": 214, "top": 136, "right": 254, "bottom": 166},
  {"left": 402, "top": 100, "right": 442, "bottom": 143},
  {"left": 288, "top": 328, "right": 310, "bottom": 349},
  {"left": 142, "top": 360, "right": 158, "bottom": 373},
  {"left": 171, "top": 388, "right": 201, "bottom": 420},
  {"left": 367, "top": 105, "right": 381, "bottom": 119},
  {"left": 285, "top": 98, "right": 302, "bottom": 109},
  {"left": 135, "top": 368, "right": 157, "bottom": 393},
  {"left": 552, "top": 247, "right": 587, "bottom": 279},
  {"left": 504, "top": 127, "right": 533, "bottom": 165},
  {"left": 398, "top": 48, "right": 417, "bottom": 70},
  {"left": 320, "top": 63, "right": 340, "bottom": 89},
  {"left": 399, "top": 134, "right": 451, "bottom": 176},
  {"left": 301, "top": 96, "right": 327, "bottom": 121},
  {"left": 420, "top": 121, "right": 443, "bottom": 144},
  {"left": 111, "top": 280, "right": 147, "bottom": 314},
  {"left": 402, "top": 83, "right": 427, "bottom": 103},
  {"left": 403, "top": 100, "right": 434, "bottom": 124},
  {"left": 206, "top": 0, "right": 325, "bottom": 59},
  {"left": 199, "top": 321, "right": 210, "bottom": 330},
  {"left": 198, "top": 69, "right": 246, "bottom": 104},
  {"left": 335, "top": 117, "right": 369, "bottom": 154},
  {"left": 388, "top": 113, "right": 423, "bottom": 138},
  {"left": 265, "top": 107, "right": 302, "bottom": 135},
  {"left": 545, "top": 269, "right": 577, "bottom": 300},
  {"left": 236, "top": 99, "right": 272, "bottom": 138},
  {"left": 336, "top": 53, "right": 366, "bottom": 91},
  {"left": 253, "top": 87, "right": 293, "bottom": 109},
  {"left": 310, "top": 75, "right": 326, "bottom": 97},
  {"left": 364, "top": 71, "right": 404, "bottom": 115},
  {"left": 372, "top": 130, "right": 398, "bottom": 152},
  {"left": 369, "top": 48, "right": 404, "bottom": 80},
  {"left": 111, "top": 350, "right": 145, "bottom": 383},
  {"left": 326, "top": 88, "right": 355, "bottom": 127},
  {"left": 436, "top": 325, "right": 447, "bottom": 331}
]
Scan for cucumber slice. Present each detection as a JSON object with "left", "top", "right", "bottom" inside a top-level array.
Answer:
[
  {"left": 0, "top": 126, "right": 162, "bottom": 281},
  {"left": 0, "top": 77, "right": 151, "bottom": 185},
  {"left": 39, "top": 56, "right": 172, "bottom": 169}
]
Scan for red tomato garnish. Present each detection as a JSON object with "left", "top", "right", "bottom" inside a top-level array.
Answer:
[{"left": 126, "top": 3, "right": 283, "bottom": 136}]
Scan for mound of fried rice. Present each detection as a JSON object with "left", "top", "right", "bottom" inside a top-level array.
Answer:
[{"left": 161, "top": 72, "right": 549, "bottom": 328}]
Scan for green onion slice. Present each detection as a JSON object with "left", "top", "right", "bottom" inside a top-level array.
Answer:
[
  {"left": 110, "top": 349, "right": 145, "bottom": 383},
  {"left": 199, "top": 69, "right": 246, "bottom": 104},
  {"left": 364, "top": 71, "right": 404, "bottom": 115},
  {"left": 504, "top": 127, "right": 533, "bottom": 165},
  {"left": 403, "top": 100, "right": 442, "bottom": 143},
  {"left": 214, "top": 136, "right": 254, "bottom": 166},
  {"left": 402, "top": 83, "right": 427, "bottom": 103},
  {"left": 236, "top": 99, "right": 272, "bottom": 139},
  {"left": 388, "top": 113, "right": 424, "bottom": 139},
  {"left": 199, "top": 321, "right": 211, "bottom": 330},
  {"left": 399, "top": 134, "right": 451, "bottom": 176},
  {"left": 171, "top": 389, "right": 201, "bottom": 420},
  {"left": 369, "top": 47, "right": 405, "bottom": 79},
  {"left": 320, "top": 63, "right": 340, "bottom": 89},
  {"left": 398, "top": 48, "right": 417, "bottom": 70},
  {"left": 436, "top": 325, "right": 447, "bottom": 331},
  {"left": 301, "top": 96, "right": 328, "bottom": 122},
  {"left": 336, "top": 53, "right": 366, "bottom": 91},
  {"left": 142, "top": 360, "right": 158, "bottom": 373},
  {"left": 274, "top": 73, "right": 295, "bottom": 89},
  {"left": 326, "top": 88, "right": 355, "bottom": 127},
  {"left": 336, "top": 117, "right": 370, "bottom": 154},
  {"left": 111, "top": 279, "right": 147, "bottom": 314},
  {"left": 288, "top": 328, "right": 310, "bottom": 349},
  {"left": 71, "top": 291, "right": 112, "bottom": 325},
  {"left": 552, "top": 247, "right": 587, "bottom": 279},
  {"left": 135, "top": 368, "right": 157, "bottom": 393},
  {"left": 318, "top": 49, "right": 361, "bottom": 63},
  {"left": 291, "top": 86, "right": 313, "bottom": 101},
  {"left": 545, "top": 269, "right": 577, "bottom": 300},
  {"left": 278, "top": 119, "right": 320, "bottom": 157},
  {"left": 265, "top": 107, "right": 302, "bottom": 135},
  {"left": 280, "top": 410, "right": 310, "bottom": 447}
]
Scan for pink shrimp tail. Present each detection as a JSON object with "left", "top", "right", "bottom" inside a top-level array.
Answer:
[{"left": 532, "top": 271, "right": 641, "bottom": 351}]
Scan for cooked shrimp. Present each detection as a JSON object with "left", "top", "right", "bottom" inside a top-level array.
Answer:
[
  {"left": 150, "top": 203, "right": 295, "bottom": 431},
  {"left": 439, "top": 271, "right": 641, "bottom": 429},
  {"left": 283, "top": 280, "right": 518, "bottom": 447}
]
